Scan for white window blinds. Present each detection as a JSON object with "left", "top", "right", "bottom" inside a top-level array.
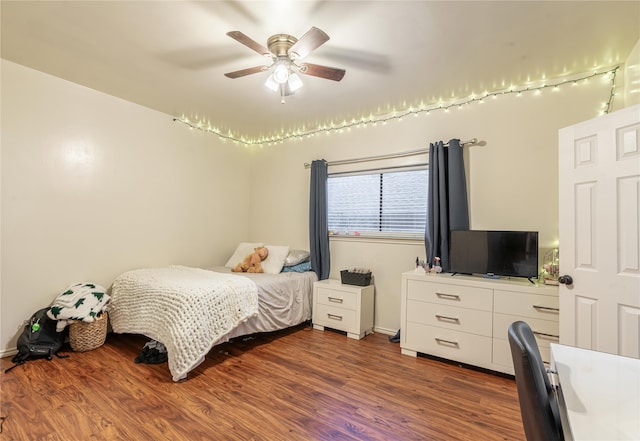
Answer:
[{"left": 327, "top": 168, "right": 428, "bottom": 239}]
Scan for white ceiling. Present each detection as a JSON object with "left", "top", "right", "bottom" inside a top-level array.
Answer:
[{"left": 2, "top": 1, "right": 639, "bottom": 141}]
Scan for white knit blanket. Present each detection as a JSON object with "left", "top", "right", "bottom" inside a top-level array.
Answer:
[{"left": 109, "top": 266, "right": 258, "bottom": 381}]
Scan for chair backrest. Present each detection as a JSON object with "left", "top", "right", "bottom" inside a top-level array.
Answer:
[{"left": 508, "top": 321, "right": 563, "bottom": 441}]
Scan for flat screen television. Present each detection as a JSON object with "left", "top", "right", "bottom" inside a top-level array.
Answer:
[{"left": 449, "top": 230, "right": 539, "bottom": 282}]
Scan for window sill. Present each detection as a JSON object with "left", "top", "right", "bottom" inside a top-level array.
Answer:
[{"left": 329, "top": 235, "right": 424, "bottom": 245}]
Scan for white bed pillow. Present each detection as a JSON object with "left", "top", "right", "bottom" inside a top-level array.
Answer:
[
  {"left": 224, "top": 242, "right": 264, "bottom": 269},
  {"left": 261, "top": 245, "right": 290, "bottom": 274}
]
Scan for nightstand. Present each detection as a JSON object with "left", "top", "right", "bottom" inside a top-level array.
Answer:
[{"left": 312, "top": 279, "right": 374, "bottom": 340}]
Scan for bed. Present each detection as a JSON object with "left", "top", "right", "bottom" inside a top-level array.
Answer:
[{"left": 109, "top": 247, "right": 317, "bottom": 381}]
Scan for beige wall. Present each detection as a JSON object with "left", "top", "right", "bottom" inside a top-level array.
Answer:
[
  {"left": 625, "top": 39, "right": 640, "bottom": 106},
  {"left": 0, "top": 60, "right": 251, "bottom": 353},
  {"left": 249, "top": 76, "right": 614, "bottom": 334},
  {"left": 0, "top": 56, "right": 622, "bottom": 352}
]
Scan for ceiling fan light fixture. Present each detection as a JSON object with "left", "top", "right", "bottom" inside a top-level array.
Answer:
[
  {"left": 264, "top": 75, "right": 279, "bottom": 92},
  {"left": 273, "top": 62, "right": 289, "bottom": 84},
  {"left": 288, "top": 73, "right": 303, "bottom": 92},
  {"left": 266, "top": 69, "right": 303, "bottom": 98}
]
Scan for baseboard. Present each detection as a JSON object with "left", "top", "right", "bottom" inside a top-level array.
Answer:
[
  {"left": 373, "top": 326, "right": 397, "bottom": 336},
  {"left": 0, "top": 347, "right": 18, "bottom": 359},
  {"left": 1, "top": 328, "right": 400, "bottom": 356}
]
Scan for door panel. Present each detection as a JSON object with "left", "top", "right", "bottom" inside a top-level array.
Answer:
[
  {"left": 574, "top": 181, "right": 597, "bottom": 269},
  {"left": 617, "top": 175, "right": 639, "bottom": 275},
  {"left": 559, "top": 104, "right": 640, "bottom": 357}
]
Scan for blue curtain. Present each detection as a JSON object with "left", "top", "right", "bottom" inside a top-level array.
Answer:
[
  {"left": 309, "top": 160, "right": 330, "bottom": 280},
  {"left": 425, "top": 139, "right": 469, "bottom": 272}
]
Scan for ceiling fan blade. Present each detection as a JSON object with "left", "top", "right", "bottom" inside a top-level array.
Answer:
[
  {"left": 224, "top": 65, "right": 270, "bottom": 79},
  {"left": 318, "top": 47, "right": 392, "bottom": 74},
  {"left": 288, "top": 27, "right": 329, "bottom": 60},
  {"left": 226, "top": 31, "right": 272, "bottom": 57},
  {"left": 298, "top": 63, "right": 346, "bottom": 81}
]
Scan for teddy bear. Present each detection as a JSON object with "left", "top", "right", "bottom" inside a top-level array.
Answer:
[{"left": 231, "top": 246, "right": 269, "bottom": 273}]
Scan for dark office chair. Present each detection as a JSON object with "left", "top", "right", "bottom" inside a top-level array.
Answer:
[{"left": 508, "top": 321, "right": 563, "bottom": 441}]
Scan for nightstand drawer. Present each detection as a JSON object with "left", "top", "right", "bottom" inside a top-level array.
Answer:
[
  {"left": 406, "top": 300, "right": 492, "bottom": 336},
  {"left": 314, "top": 303, "right": 356, "bottom": 331},
  {"left": 406, "top": 279, "right": 492, "bottom": 311},
  {"left": 315, "top": 286, "right": 358, "bottom": 310}
]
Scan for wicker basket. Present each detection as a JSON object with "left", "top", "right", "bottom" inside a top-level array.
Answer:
[{"left": 69, "top": 312, "right": 108, "bottom": 352}]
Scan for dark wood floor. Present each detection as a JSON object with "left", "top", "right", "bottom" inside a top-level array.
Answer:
[{"left": 0, "top": 324, "right": 525, "bottom": 440}]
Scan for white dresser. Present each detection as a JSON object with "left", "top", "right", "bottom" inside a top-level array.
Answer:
[
  {"left": 400, "top": 271, "right": 559, "bottom": 374},
  {"left": 312, "top": 279, "right": 374, "bottom": 340}
]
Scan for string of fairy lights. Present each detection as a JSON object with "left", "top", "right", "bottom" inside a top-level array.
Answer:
[{"left": 173, "top": 66, "right": 619, "bottom": 147}]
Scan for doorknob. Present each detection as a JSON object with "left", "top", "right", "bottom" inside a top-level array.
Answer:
[{"left": 558, "top": 275, "right": 573, "bottom": 286}]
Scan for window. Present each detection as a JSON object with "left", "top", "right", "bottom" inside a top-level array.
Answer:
[{"left": 327, "top": 168, "right": 428, "bottom": 239}]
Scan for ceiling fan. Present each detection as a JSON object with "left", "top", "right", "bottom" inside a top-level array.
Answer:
[{"left": 224, "top": 27, "right": 346, "bottom": 103}]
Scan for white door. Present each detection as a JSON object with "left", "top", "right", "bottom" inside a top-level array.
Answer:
[{"left": 558, "top": 104, "right": 640, "bottom": 358}]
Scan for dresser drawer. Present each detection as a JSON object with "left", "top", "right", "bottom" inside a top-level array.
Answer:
[
  {"left": 406, "top": 279, "right": 493, "bottom": 311},
  {"left": 494, "top": 290, "right": 559, "bottom": 321},
  {"left": 493, "top": 337, "right": 553, "bottom": 369},
  {"left": 314, "top": 303, "right": 356, "bottom": 331},
  {"left": 403, "top": 321, "right": 493, "bottom": 366},
  {"left": 407, "top": 300, "right": 492, "bottom": 336},
  {"left": 493, "top": 313, "right": 559, "bottom": 347},
  {"left": 315, "top": 286, "right": 358, "bottom": 310}
]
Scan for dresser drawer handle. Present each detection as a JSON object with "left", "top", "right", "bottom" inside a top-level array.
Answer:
[
  {"left": 533, "top": 331, "right": 560, "bottom": 340},
  {"left": 533, "top": 305, "right": 559, "bottom": 313},
  {"left": 435, "top": 314, "right": 460, "bottom": 324},
  {"left": 435, "top": 337, "right": 459, "bottom": 347},
  {"left": 436, "top": 292, "right": 461, "bottom": 301},
  {"left": 328, "top": 297, "right": 344, "bottom": 304},
  {"left": 327, "top": 313, "right": 343, "bottom": 321}
]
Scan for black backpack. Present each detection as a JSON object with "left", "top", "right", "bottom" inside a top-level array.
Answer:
[{"left": 4, "top": 307, "right": 69, "bottom": 373}]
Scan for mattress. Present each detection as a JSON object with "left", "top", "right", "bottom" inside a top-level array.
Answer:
[
  {"left": 208, "top": 266, "right": 317, "bottom": 345},
  {"left": 110, "top": 265, "right": 317, "bottom": 380}
]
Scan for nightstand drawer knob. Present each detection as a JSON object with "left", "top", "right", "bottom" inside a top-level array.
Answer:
[
  {"left": 328, "top": 297, "right": 344, "bottom": 304},
  {"left": 327, "top": 313, "right": 343, "bottom": 321}
]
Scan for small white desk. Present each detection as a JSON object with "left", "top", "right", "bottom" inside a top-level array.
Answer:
[{"left": 550, "top": 343, "right": 640, "bottom": 441}]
